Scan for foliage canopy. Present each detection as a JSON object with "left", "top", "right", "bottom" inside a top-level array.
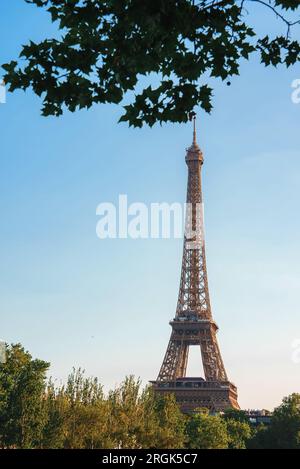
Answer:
[
  {"left": 2, "top": 0, "right": 300, "bottom": 126},
  {"left": 0, "top": 344, "right": 299, "bottom": 449}
]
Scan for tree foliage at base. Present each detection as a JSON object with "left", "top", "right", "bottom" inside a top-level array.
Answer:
[
  {"left": 0, "top": 345, "right": 186, "bottom": 449},
  {"left": 2, "top": 0, "right": 300, "bottom": 126},
  {"left": 41, "top": 372, "right": 186, "bottom": 449},
  {"left": 0, "top": 344, "right": 49, "bottom": 448},
  {"left": 0, "top": 343, "right": 299, "bottom": 449},
  {"left": 186, "top": 411, "right": 229, "bottom": 448},
  {"left": 248, "top": 394, "right": 300, "bottom": 449}
]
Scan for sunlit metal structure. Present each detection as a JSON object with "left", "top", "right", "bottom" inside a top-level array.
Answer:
[{"left": 151, "top": 117, "right": 239, "bottom": 413}]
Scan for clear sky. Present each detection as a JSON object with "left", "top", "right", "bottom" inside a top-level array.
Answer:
[{"left": 1, "top": 1, "right": 299, "bottom": 410}]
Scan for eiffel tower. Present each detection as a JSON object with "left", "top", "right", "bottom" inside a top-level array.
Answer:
[{"left": 151, "top": 117, "right": 239, "bottom": 413}]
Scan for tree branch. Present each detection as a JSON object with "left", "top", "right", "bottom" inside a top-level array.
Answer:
[{"left": 243, "top": 0, "right": 300, "bottom": 38}]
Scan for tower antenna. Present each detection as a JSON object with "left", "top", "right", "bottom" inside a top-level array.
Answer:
[{"left": 193, "top": 113, "right": 197, "bottom": 145}]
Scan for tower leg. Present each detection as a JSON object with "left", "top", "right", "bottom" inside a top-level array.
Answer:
[
  {"left": 158, "top": 336, "right": 189, "bottom": 381},
  {"left": 200, "top": 328, "right": 228, "bottom": 382}
]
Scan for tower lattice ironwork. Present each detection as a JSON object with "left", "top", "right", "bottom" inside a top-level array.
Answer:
[{"left": 151, "top": 117, "right": 239, "bottom": 413}]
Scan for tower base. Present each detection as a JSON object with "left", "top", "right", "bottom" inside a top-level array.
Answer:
[{"left": 151, "top": 378, "right": 239, "bottom": 414}]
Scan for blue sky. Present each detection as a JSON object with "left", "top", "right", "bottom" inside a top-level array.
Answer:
[{"left": 1, "top": 1, "right": 300, "bottom": 410}]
